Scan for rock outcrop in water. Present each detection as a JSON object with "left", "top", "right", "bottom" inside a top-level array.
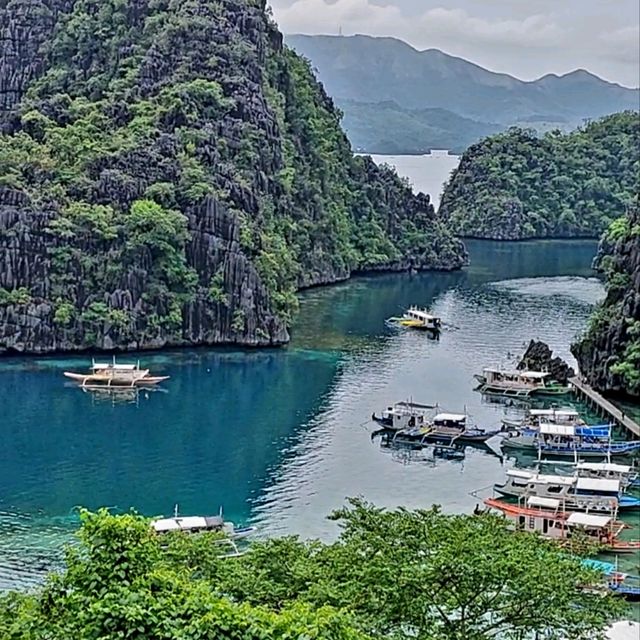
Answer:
[
  {"left": 0, "top": 0, "right": 466, "bottom": 355},
  {"left": 572, "top": 202, "right": 640, "bottom": 398},
  {"left": 517, "top": 340, "right": 574, "bottom": 384},
  {"left": 439, "top": 112, "right": 639, "bottom": 239}
]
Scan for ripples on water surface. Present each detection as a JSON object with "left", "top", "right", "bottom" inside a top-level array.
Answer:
[{"left": 3, "top": 238, "right": 636, "bottom": 589}]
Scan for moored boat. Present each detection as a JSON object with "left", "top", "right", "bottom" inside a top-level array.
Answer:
[
  {"left": 484, "top": 497, "right": 640, "bottom": 553},
  {"left": 501, "top": 408, "right": 583, "bottom": 430},
  {"left": 493, "top": 469, "right": 640, "bottom": 511},
  {"left": 371, "top": 401, "right": 434, "bottom": 431},
  {"left": 386, "top": 306, "right": 441, "bottom": 331},
  {"left": 574, "top": 461, "right": 640, "bottom": 489},
  {"left": 501, "top": 423, "right": 640, "bottom": 458},
  {"left": 151, "top": 505, "right": 255, "bottom": 540},
  {"left": 64, "top": 357, "right": 169, "bottom": 387},
  {"left": 475, "top": 368, "right": 570, "bottom": 397},
  {"left": 373, "top": 405, "right": 500, "bottom": 443},
  {"left": 582, "top": 560, "right": 640, "bottom": 602}
]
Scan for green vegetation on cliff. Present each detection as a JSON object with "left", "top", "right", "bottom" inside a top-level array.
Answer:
[
  {"left": 0, "top": 0, "right": 465, "bottom": 353},
  {"left": 572, "top": 202, "right": 640, "bottom": 397},
  {"left": 0, "top": 502, "right": 622, "bottom": 639},
  {"left": 439, "top": 111, "right": 639, "bottom": 239}
]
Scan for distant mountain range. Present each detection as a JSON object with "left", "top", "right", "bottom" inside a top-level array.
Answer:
[{"left": 286, "top": 34, "right": 640, "bottom": 154}]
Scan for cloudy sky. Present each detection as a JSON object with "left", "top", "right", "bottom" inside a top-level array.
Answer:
[{"left": 269, "top": 0, "right": 640, "bottom": 87}]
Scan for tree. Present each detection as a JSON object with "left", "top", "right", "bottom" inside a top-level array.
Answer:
[
  {"left": 0, "top": 510, "right": 366, "bottom": 640},
  {"left": 0, "top": 502, "right": 623, "bottom": 639},
  {"left": 199, "top": 499, "right": 624, "bottom": 640}
]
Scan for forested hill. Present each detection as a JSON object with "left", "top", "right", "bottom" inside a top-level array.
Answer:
[
  {"left": 438, "top": 112, "right": 639, "bottom": 239},
  {"left": 0, "top": 0, "right": 465, "bottom": 355},
  {"left": 572, "top": 202, "right": 640, "bottom": 398},
  {"left": 287, "top": 34, "right": 639, "bottom": 154}
]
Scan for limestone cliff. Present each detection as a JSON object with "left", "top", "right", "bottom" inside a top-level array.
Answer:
[
  {"left": 572, "top": 203, "right": 640, "bottom": 397},
  {"left": 0, "top": 0, "right": 466, "bottom": 354},
  {"left": 439, "top": 113, "right": 639, "bottom": 239}
]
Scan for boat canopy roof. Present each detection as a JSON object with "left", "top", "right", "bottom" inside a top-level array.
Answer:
[
  {"left": 405, "top": 307, "right": 438, "bottom": 320},
  {"left": 506, "top": 469, "right": 574, "bottom": 485},
  {"left": 537, "top": 474, "right": 574, "bottom": 486},
  {"left": 582, "top": 559, "right": 617, "bottom": 575},
  {"left": 567, "top": 512, "right": 612, "bottom": 527},
  {"left": 575, "top": 425, "right": 611, "bottom": 437},
  {"left": 575, "top": 477, "right": 620, "bottom": 493},
  {"left": 483, "top": 368, "right": 550, "bottom": 379},
  {"left": 540, "top": 423, "right": 576, "bottom": 436},
  {"left": 152, "top": 515, "right": 224, "bottom": 532},
  {"left": 433, "top": 413, "right": 466, "bottom": 422},
  {"left": 396, "top": 401, "right": 435, "bottom": 409},
  {"left": 93, "top": 363, "right": 137, "bottom": 370},
  {"left": 152, "top": 516, "right": 208, "bottom": 532},
  {"left": 506, "top": 469, "right": 534, "bottom": 479},
  {"left": 529, "top": 408, "right": 578, "bottom": 417},
  {"left": 576, "top": 462, "right": 632, "bottom": 473},
  {"left": 527, "top": 496, "right": 560, "bottom": 509}
]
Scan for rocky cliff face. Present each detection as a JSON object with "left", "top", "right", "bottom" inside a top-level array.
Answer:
[
  {"left": 572, "top": 203, "right": 640, "bottom": 397},
  {"left": 518, "top": 340, "right": 574, "bottom": 384},
  {"left": 0, "top": 0, "right": 465, "bottom": 354}
]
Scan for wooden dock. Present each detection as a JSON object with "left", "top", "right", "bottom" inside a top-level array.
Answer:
[{"left": 569, "top": 377, "right": 640, "bottom": 438}]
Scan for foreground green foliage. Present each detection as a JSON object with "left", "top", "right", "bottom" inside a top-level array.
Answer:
[
  {"left": 0, "top": 501, "right": 623, "bottom": 639},
  {"left": 573, "top": 201, "right": 640, "bottom": 396},
  {"left": 439, "top": 111, "right": 639, "bottom": 239},
  {"left": 0, "top": 0, "right": 464, "bottom": 351}
]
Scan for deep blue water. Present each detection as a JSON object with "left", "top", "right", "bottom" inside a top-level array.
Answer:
[{"left": 3, "top": 238, "right": 630, "bottom": 588}]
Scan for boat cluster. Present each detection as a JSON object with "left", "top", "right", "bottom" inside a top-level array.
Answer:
[
  {"left": 371, "top": 398, "right": 640, "bottom": 600},
  {"left": 484, "top": 459, "right": 640, "bottom": 601},
  {"left": 371, "top": 402, "right": 500, "bottom": 461}
]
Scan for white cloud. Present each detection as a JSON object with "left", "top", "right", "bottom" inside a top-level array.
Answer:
[
  {"left": 599, "top": 25, "right": 640, "bottom": 64},
  {"left": 274, "top": 1, "right": 564, "bottom": 47},
  {"left": 270, "top": 0, "right": 640, "bottom": 86}
]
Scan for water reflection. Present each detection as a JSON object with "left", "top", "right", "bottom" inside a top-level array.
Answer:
[{"left": 0, "top": 239, "right": 612, "bottom": 588}]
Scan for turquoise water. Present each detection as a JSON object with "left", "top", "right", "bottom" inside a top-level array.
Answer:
[{"left": 3, "top": 238, "right": 635, "bottom": 590}]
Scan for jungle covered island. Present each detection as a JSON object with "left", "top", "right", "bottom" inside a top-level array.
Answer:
[
  {"left": 0, "top": 0, "right": 466, "bottom": 355},
  {"left": 439, "top": 111, "right": 640, "bottom": 240},
  {"left": 0, "top": 502, "right": 624, "bottom": 640},
  {"left": 572, "top": 203, "right": 640, "bottom": 398}
]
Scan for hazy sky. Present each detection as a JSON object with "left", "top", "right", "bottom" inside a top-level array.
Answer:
[{"left": 269, "top": 0, "right": 640, "bottom": 87}]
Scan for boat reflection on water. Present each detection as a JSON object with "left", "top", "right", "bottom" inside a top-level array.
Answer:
[
  {"left": 478, "top": 391, "right": 536, "bottom": 412},
  {"left": 371, "top": 428, "right": 503, "bottom": 465},
  {"left": 76, "top": 385, "right": 168, "bottom": 406}
]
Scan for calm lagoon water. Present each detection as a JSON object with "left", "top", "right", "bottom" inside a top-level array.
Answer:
[
  {"left": 0, "top": 238, "right": 612, "bottom": 589},
  {"left": 369, "top": 151, "right": 460, "bottom": 208}
]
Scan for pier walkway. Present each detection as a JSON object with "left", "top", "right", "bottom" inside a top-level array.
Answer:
[{"left": 569, "top": 377, "right": 640, "bottom": 438}]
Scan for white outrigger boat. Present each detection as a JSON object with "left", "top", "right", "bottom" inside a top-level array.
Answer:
[
  {"left": 537, "top": 459, "right": 640, "bottom": 490},
  {"left": 386, "top": 306, "right": 441, "bottom": 331},
  {"left": 64, "top": 357, "right": 169, "bottom": 388},
  {"left": 151, "top": 505, "right": 255, "bottom": 540},
  {"left": 493, "top": 469, "right": 640, "bottom": 511},
  {"left": 502, "top": 408, "right": 583, "bottom": 429},
  {"left": 475, "top": 368, "right": 570, "bottom": 397}
]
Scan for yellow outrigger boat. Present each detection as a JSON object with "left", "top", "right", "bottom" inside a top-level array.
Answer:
[{"left": 386, "top": 306, "right": 441, "bottom": 331}]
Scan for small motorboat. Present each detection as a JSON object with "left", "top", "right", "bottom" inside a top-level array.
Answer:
[{"left": 64, "top": 357, "right": 169, "bottom": 388}]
